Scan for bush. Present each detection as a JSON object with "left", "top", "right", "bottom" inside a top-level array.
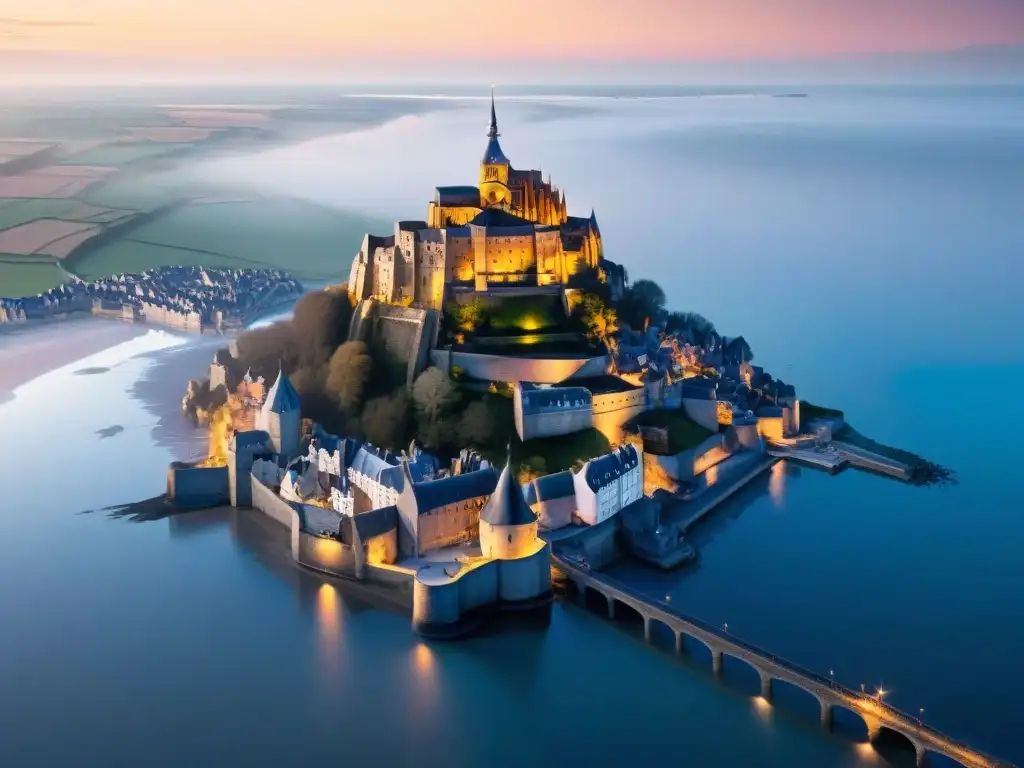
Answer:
[{"left": 361, "top": 390, "right": 412, "bottom": 450}]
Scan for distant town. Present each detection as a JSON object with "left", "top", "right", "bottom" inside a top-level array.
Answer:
[{"left": 0, "top": 265, "right": 302, "bottom": 333}]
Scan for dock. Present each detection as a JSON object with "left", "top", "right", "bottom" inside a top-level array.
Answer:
[{"left": 768, "top": 441, "right": 910, "bottom": 481}]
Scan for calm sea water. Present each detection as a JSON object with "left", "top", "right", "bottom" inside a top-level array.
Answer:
[{"left": 2, "top": 86, "right": 1023, "bottom": 767}]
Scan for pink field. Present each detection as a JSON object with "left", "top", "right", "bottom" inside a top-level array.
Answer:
[
  {"left": 64, "top": 203, "right": 115, "bottom": 220},
  {"left": 0, "top": 168, "right": 110, "bottom": 198},
  {"left": 0, "top": 220, "right": 97, "bottom": 255},
  {"left": 167, "top": 109, "right": 270, "bottom": 128},
  {"left": 37, "top": 226, "right": 103, "bottom": 259},
  {"left": 130, "top": 126, "right": 215, "bottom": 142}
]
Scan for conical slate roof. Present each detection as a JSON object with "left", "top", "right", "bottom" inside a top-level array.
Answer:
[
  {"left": 480, "top": 451, "right": 536, "bottom": 527},
  {"left": 263, "top": 369, "right": 301, "bottom": 414},
  {"left": 482, "top": 90, "right": 509, "bottom": 165}
]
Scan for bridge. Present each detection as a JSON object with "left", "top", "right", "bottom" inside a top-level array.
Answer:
[{"left": 555, "top": 555, "right": 1014, "bottom": 768}]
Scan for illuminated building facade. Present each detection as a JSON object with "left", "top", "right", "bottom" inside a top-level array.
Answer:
[{"left": 349, "top": 94, "right": 606, "bottom": 309}]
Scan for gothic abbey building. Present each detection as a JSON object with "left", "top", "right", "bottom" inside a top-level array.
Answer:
[{"left": 348, "top": 95, "right": 616, "bottom": 310}]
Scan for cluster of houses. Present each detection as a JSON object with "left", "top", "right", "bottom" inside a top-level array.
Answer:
[{"left": 0, "top": 266, "right": 301, "bottom": 331}]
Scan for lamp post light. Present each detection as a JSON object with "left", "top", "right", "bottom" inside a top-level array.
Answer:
[{"left": 724, "top": 622, "right": 728, "bottom": 633}]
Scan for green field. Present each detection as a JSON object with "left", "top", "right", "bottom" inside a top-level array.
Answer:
[
  {"left": 81, "top": 177, "right": 188, "bottom": 211},
  {"left": 0, "top": 258, "right": 73, "bottom": 298},
  {"left": 67, "top": 200, "right": 388, "bottom": 285},
  {"left": 634, "top": 408, "right": 715, "bottom": 453},
  {"left": 59, "top": 142, "right": 192, "bottom": 166},
  {"left": 0, "top": 199, "right": 80, "bottom": 230},
  {"left": 517, "top": 428, "right": 612, "bottom": 473}
]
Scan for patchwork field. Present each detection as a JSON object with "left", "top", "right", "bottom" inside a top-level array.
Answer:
[
  {"left": 68, "top": 200, "right": 386, "bottom": 283},
  {"left": 0, "top": 220, "right": 98, "bottom": 257},
  {"left": 0, "top": 97, "right": 435, "bottom": 298},
  {"left": 58, "top": 142, "right": 193, "bottom": 166}
]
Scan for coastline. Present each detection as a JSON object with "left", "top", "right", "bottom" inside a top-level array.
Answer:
[{"left": 0, "top": 316, "right": 151, "bottom": 402}]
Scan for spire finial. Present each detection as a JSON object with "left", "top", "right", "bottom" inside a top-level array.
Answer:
[{"left": 488, "top": 86, "right": 499, "bottom": 139}]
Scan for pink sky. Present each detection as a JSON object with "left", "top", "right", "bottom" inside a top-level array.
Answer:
[{"left": 2, "top": 0, "right": 1023, "bottom": 61}]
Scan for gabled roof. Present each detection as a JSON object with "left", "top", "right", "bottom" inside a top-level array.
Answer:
[
  {"left": 531, "top": 470, "right": 576, "bottom": 503},
  {"left": 263, "top": 370, "right": 301, "bottom": 414},
  {"left": 583, "top": 445, "right": 640, "bottom": 493},
  {"left": 481, "top": 456, "right": 537, "bottom": 526},
  {"left": 411, "top": 467, "right": 497, "bottom": 514}
]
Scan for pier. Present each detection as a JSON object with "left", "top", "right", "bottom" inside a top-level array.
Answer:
[
  {"left": 555, "top": 555, "right": 1014, "bottom": 768},
  {"left": 768, "top": 441, "right": 910, "bottom": 481}
]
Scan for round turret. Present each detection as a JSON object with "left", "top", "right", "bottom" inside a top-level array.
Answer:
[{"left": 479, "top": 450, "right": 538, "bottom": 560}]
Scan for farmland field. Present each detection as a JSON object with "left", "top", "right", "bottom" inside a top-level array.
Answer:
[
  {"left": 0, "top": 200, "right": 80, "bottom": 230},
  {"left": 68, "top": 200, "right": 387, "bottom": 284},
  {"left": 0, "top": 258, "right": 73, "bottom": 298},
  {"left": 58, "top": 142, "right": 193, "bottom": 166}
]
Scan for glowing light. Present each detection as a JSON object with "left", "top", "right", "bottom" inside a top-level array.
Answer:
[
  {"left": 752, "top": 696, "right": 772, "bottom": 720},
  {"left": 312, "top": 537, "right": 346, "bottom": 568},
  {"left": 769, "top": 460, "right": 786, "bottom": 509},
  {"left": 412, "top": 642, "right": 436, "bottom": 681},
  {"left": 316, "top": 583, "right": 341, "bottom": 648},
  {"left": 855, "top": 743, "right": 879, "bottom": 762}
]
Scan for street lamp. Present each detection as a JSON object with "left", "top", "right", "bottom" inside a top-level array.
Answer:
[{"left": 724, "top": 622, "right": 728, "bottom": 633}]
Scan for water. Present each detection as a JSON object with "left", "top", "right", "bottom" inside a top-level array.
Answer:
[{"left": 2, "top": 86, "right": 1023, "bottom": 766}]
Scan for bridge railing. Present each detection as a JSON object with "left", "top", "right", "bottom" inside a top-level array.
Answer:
[{"left": 557, "top": 556, "right": 1010, "bottom": 764}]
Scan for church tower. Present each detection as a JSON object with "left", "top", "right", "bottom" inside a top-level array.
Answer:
[
  {"left": 256, "top": 368, "right": 302, "bottom": 458},
  {"left": 479, "top": 91, "right": 512, "bottom": 209}
]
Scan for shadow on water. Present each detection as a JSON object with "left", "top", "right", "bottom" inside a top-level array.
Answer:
[
  {"left": 73, "top": 366, "right": 111, "bottom": 375},
  {"left": 95, "top": 424, "right": 124, "bottom": 439},
  {"left": 77, "top": 494, "right": 184, "bottom": 522}
]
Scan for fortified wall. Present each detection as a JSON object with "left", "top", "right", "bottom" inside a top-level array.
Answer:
[{"left": 348, "top": 299, "right": 438, "bottom": 387}]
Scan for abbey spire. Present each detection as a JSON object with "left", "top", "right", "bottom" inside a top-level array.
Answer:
[{"left": 488, "top": 88, "right": 500, "bottom": 139}]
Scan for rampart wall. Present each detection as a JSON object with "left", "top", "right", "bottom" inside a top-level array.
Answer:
[{"left": 433, "top": 350, "right": 610, "bottom": 384}]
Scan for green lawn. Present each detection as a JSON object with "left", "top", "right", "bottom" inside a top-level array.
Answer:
[
  {"left": 59, "top": 142, "right": 192, "bottom": 166},
  {"left": 516, "top": 428, "right": 612, "bottom": 474},
  {"left": 0, "top": 199, "right": 79, "bottom": 231},
  {"left": 633, "top": 408, "right": 714, "bottom": 453},
  {"left": 0, "top": 258, "right": 73, "bottom": 298},
  {"left": 92, "top": 200, "right": 386, "bottom": 282}
]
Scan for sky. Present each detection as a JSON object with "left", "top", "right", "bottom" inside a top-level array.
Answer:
[{"left": 1, "top": 0, "right": 1023, "bottom": 83}]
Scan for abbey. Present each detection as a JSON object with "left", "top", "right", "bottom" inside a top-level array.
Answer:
[{"left": 349, "top": 94, "right": 608, "bottom": 308}]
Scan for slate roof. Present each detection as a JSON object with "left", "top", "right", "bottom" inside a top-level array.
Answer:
[
  {"left": 470, "top": 208, "right": 534, "bottom": 229},
  {"left": 483, "top": 136, "right": 509, "bottom": 165},
  {"left": 583, "top": 445, "right": 640, "bottom": 493},
  {"left": 349, "top": 444, "right": 399, "bottom": 479},
  {"left": 531, "top": 470, "right": 576, "bottom": 502},
  {"left": 481, "top": 460, "right": 537, "bottom": 526},
  {"left": 518, "top": 383, "right": 592, "bottom": 415},
  {"left": 412, "top": 467, "right": 497, "bottom": 515},
  {"left": 352, "top": 505, "right": 398, "bottom": 540},
  {"left": 264, "top": 370, "right": 301, "bottom": 414},
  {"left": 757, "top": 406, "right": 785, "bottom": 418},
  {"left": 397, "top": 220, "right": 428, "bottom": 232},
  {"left": 436, "top": 186, "right": 480, "bottom": 207}
]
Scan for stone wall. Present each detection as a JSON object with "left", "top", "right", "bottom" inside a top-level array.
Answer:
[
  {"left": 166, "top": 462, "right": 229, "bottom": 508},
  {"left": 434, "top": 349, "right": 610, "bottom": 384},
  {"left": 683, "top": 397, "right": 720, "bottom": 432},
  {"left": 349, "top": 299, "right": 438, "bottom": 387}
]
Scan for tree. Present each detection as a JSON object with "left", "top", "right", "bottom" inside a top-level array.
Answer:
[
  {"left": 412, "top": 367, "right": 461, "bottom": 425},
  {"left": 618, "top": 279, "right": 667, "bottom": 330},
  {"left": 325, "top": 341, "right": 373, "bottom": 413},
  {"left": 458, "top": 400, "right": 496, "bottom": 447},
  {"left": 518, "top": 456, "right": 548, "bottom": 484},
  {"left": 234, "top": 321, "right": 298, "bottom": 379},
  {"left": 448, "top": 298, "right": 487, "bottom": 334},
  {"left": 361, "top": 390, "right": 411, "bottom": 449},
  {"left": 577, "top": 293, "right": 619, "bottom": 348},
  {"left": 665, "top": 311, "right": 716, "bottom": 344},
  {"left": 291, "top": 289, "right": 354, "bottom": 368}
]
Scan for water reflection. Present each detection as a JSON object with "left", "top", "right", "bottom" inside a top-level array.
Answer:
[
  {"left": 317, "top": 583, "right": 343, "bottom": 676},
  {"left": 752, "top": 695, "right": 773, "bottom": 721},
  {"left": 769, "top": 460, "right": 787, "bottom": 509}
]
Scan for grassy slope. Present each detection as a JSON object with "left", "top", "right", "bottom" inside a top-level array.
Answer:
[{"left": 633, "top": 408, "right": 714, "bottom": 453}]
